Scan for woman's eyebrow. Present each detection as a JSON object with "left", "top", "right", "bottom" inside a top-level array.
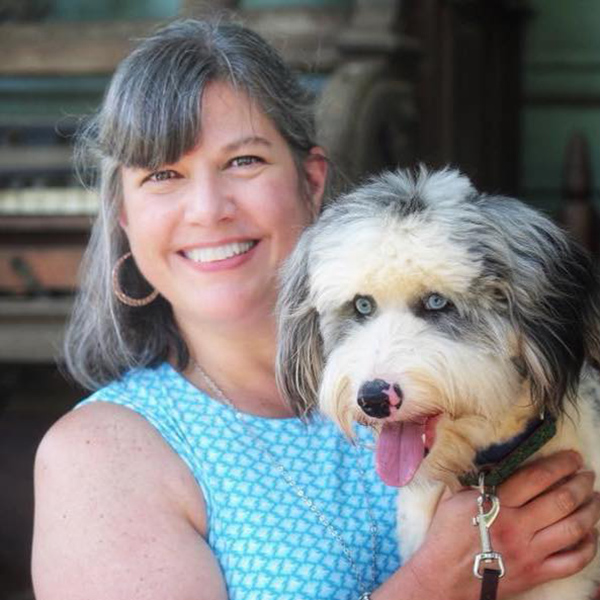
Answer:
[{"left": 223, "top": 136, "right": 273, "bottom": 153}]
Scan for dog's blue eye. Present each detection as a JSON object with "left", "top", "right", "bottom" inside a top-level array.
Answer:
[
  {"left": 354, "top": 295, "right": 375, "bottom": 317},
  {"left": 424, "top": 293, "right": 449, "bottom": 311}
]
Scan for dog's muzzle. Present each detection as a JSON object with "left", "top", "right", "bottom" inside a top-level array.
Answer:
[{"left": 357, "top": 379, "right": 403, "bottom": 418}]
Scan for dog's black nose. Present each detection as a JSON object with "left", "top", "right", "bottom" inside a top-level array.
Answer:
[{"left": 357, "top": 379, "right": 402, "bottom": 419}]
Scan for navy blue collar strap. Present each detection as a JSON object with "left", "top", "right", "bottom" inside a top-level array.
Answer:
[{"left": 459, "top": 414, "right": 557, "bottom": 488}]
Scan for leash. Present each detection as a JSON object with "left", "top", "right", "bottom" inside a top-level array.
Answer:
[
  {"left": 460, "top": 414, "right": 557, "bottom": 600},
  {"left": 473, "top": 474, "right": 504, "bottom": 600},
  {"left": 480, "top": 569, "right": 501, "bottom": 600}
]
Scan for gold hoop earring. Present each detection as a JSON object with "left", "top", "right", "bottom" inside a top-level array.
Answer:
[{"left": 112, "top": 252, "right": 159, "bottom": 307}]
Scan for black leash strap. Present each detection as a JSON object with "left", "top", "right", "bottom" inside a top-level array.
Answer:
[
  {"left": 473, "top": 474, "right": 504, "bottom": 600},
  {"left": 480, "top": 568, "right": 501, "bottom": 600}
]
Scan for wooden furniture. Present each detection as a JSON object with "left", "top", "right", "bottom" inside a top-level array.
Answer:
[
  {"left": 317, "top": 0, "right": 529, "bottom": 193},
  {"left": 559, "top": 132, "right": 600, "bottom": 258},
  {"left": 0, "top": 0, "right": 529, "bottom": 363}
]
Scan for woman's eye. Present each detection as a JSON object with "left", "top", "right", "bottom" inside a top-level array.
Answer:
[
  {"left": 229, "top": 155, "right": 263, "bottom": 168},
  {"left": 423, "top": 293, "right": 450, "bottom": 311},
  {"left": 353, "top": 295, "right": 376, "bottom": 318},
  {"left": 145, "top": 169, "right": 179, "bottom": 183}
]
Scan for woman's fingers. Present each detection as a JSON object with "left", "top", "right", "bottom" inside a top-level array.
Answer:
[
  {"left": 497, "top": 450, "right": 583, "bottom": 508},
  {"left": 522, "top": 470, "right": 596, "bottom": 529},
  {"left": 535, "top": 530, "right": 598, "bottom": 583},
  {"left": 531, "top": 491, "right": 600, "bottom": 555},
  {"left": 425, "top": 453, "right": 598, "bottom": 600}
]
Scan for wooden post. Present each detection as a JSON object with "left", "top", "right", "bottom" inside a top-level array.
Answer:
[
  {"left": 560, "top": 132, "right": 599, "bottom": 257},
  {"left": 182, "top": 0, "right": 239, "bottom": 13}
]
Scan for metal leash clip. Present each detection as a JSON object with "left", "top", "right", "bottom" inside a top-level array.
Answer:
[{"left": 473, "top": 474, "right": 505, "bottom": 580}]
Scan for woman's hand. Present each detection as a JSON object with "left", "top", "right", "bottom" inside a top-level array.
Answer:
[
  {"left": 379, "top": 451, "right": 599, "bottom": 600},
  {"left": 492, "top": 450, "right": 599, "bottom": 596}
]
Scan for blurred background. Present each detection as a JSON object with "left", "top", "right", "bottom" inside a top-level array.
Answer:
[{"left": 1, "top": 0, "right": 599, "bottom": 598}]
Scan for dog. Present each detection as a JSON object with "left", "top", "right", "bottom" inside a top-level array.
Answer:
[{"left": 276, "top": 167, "right": 600, "bottom": 599}]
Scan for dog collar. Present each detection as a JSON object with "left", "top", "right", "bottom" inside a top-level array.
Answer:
[{"left": 459, "top": 414, "right": 557, "bottom": 488}]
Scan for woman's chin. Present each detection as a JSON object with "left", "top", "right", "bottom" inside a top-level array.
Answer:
[{"left": 177, "top": 292, "right": 277, "bottom": 330}]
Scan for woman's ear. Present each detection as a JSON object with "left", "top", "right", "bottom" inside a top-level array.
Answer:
[
  {"left": 119, "top": 205, "right": 129, "bottom": 230},
  {"left": 303, "top": 146, "right": 328, "bottom": 215}
]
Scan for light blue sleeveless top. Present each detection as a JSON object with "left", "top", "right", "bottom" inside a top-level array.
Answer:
[{"left": 80, "top": 363, "right": 401, "bottom": 600}]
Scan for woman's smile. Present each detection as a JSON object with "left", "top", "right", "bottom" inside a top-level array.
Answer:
[
  {"left": 178, "top": 239, "right": 260, "bottom": 272},
  {"left": 182, "top": 240, "right": 258, "bottom": 263}
]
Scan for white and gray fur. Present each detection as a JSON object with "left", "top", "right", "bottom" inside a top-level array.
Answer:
[{"left": 276, "top": 167, "right": 600, "bottom": 600}]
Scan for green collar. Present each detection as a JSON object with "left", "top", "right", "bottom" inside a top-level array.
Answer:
[{"left": 459, "top": 415, "right": 557, "bottom": 488}]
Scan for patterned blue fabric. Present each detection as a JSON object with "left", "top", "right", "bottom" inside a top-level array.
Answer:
[{"left": 80, "top": 363, "right": 401, "bottom": 599}]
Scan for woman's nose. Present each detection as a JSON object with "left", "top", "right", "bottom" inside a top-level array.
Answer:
[{"left": 183, "top": 174, "right": 235, "bottom": 225}]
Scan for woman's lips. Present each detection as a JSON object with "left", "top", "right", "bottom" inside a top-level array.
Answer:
[
  {"left": 179, "top": 239, "right": 259, "bottom": 271},
  {"left": 182, "top": 240, "right": 258, "bottom": 263}
]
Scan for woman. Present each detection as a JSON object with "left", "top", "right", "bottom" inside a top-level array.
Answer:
[{"left": 31, "top": 18, "right": 599, "bottom": 600}]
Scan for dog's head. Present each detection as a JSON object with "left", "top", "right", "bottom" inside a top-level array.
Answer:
[{"left": 276, "top": 167, "right": 600, "bottom": 487}]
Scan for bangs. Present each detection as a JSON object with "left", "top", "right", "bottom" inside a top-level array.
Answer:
[
  {"left": 83, "top": 19, "right": 316, "bottom": 177},
  {"left": 110, "top": 86, "right": 203, "bottom": 171},
  {"left": 98, "top": 38, "right": 214, "bottom": 170}
]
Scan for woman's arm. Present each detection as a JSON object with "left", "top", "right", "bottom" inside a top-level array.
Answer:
[
  {"left": 32, "top": 402, "right": 228, "bottom": 600},
  {"left": 372, "top": 451, "right": 600, "bottom": 600}
]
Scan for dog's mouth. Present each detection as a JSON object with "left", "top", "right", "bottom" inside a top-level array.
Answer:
[{"left": 375, "top": 414, "right": 441, "bottom": 487}]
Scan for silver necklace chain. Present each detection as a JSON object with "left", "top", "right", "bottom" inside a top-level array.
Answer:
[{"left": 192, "top": 361, "right": 379, "bottom": 596}]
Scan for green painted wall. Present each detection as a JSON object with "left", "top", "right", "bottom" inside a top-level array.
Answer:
[
  {"left": 241, "top": 0, "right": 349, "bottom": 7},
  {"left": 522, "top": 0, "right": 600, "bottom": 211},
  {"left": 46, "top": 0, "right": 181, "bottom": 20},
  {"left": 0, "top": 77, "right": 108, "bottom": 119}
]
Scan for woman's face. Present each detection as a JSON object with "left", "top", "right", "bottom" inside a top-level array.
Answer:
[{"left": 120, "top": 81, "right": 326, "bottom": 331}]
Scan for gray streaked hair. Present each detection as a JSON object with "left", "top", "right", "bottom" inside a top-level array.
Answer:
[{"left": 65, "top": 18, "right": 321, "bottom": 390}]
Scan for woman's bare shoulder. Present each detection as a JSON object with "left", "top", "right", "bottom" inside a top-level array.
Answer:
[
  {"left": 32, "top": 401, "right": 226, "bottom": 600},
  {"left": 38, "top": 400, "right": 177, "bottom": 465},
  {"left": 36, "top": 400, "right": 206, "bottom": 529}
]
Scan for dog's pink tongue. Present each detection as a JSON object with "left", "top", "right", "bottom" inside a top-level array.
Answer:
[{"left": 376, "top": 422, "right": 425, "bottom": 487}]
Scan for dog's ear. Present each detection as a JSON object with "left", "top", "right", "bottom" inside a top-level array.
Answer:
[
  {"left": 276, "top": 231, "right": 324, "bottom": 418},
  {"left": 475, "top": 195, "right": 600, "bottom": 415}
]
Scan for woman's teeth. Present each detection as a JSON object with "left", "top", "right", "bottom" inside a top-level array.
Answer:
[{"left": 184, "top": 241, "right": 256, "bottom": 263}]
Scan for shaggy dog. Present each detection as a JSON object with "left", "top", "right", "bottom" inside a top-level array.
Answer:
[{"left": 276, "top": 168, "right": 600, "bottom": 599}]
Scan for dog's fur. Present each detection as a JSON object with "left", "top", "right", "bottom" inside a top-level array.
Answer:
[{"left": 276, "top": 167, "right": 600, "bottom": 600}]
